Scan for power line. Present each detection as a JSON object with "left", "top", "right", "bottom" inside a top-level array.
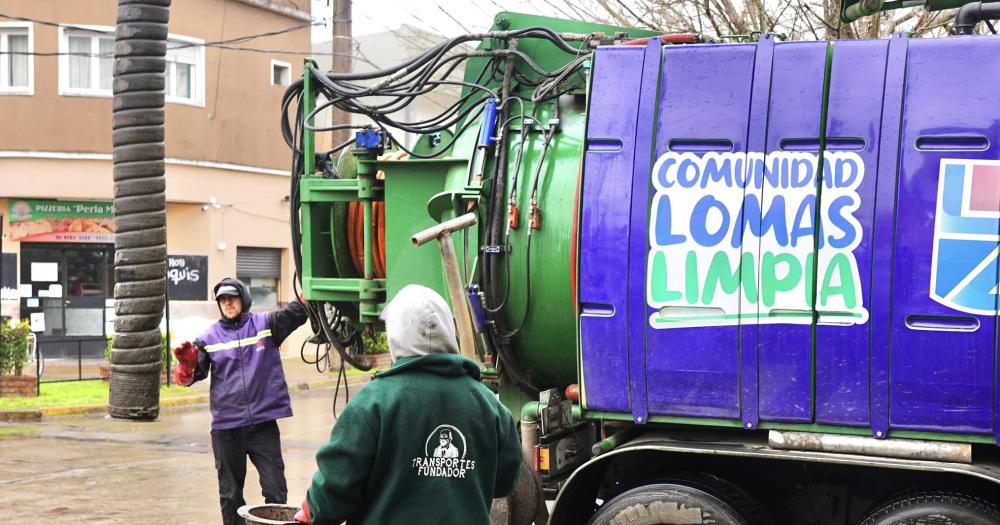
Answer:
[
  {"left": 436, "top": 3, "right": 474, "bottom": 33},
  {"left": 0, "top": 9, "right": 319, "bottom": 43},
  {"left": 0, "top": 4, "right": 378, "bottom": 62},
  {"left": 0, "top": 10, "right": 350, "bottom": 58},
  {"left": 0, "top": 46, "right": 366, "bottom": 59}
]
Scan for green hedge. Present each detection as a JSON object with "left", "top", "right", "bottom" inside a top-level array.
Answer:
[
  {"left": 0, "top": 320, "right": 32, "bottom": 375},
  {"left": 362, "top": 331, "right": 389, "bottom": 354}
]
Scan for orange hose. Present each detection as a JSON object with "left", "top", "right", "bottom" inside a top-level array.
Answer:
[
  {"left": 347, "top": 201, "right": 386, "bottom": 278},
  {"left": 347, "top": 201, "right": 363, "bottom": 276},
  {"left": 345, "top": 151, "right": 407, "bottom": 279}
]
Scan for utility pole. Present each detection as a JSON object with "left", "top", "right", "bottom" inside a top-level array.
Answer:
[{"left": 331, "top": 0, "right": 352, "bottom": 147}]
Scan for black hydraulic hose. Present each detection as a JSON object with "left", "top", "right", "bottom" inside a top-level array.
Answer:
[
  {"left": 486, "top": 47, "right": 539, "bottom": 395},
  {"left": 108, "top": 0, "right": 170, "bottom": 420},
  {"left": 954, "top": 1, "right": 1000, "bottom": 34},
  {"left": 316, "top": 302, "right": 372, "bottom": 371}
]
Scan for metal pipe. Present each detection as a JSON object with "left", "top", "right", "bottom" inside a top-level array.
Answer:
[
  {"left": 928, "top": 0, "right": 978, "bottom": 10},
  {"left": 438, "top": 235, "right": 476, "bottom": 360},
  {"left": 622, "top": 33, "right": 704, "bottom": 45},
  {"left": 411, "top": 213, "right": 478, "bottom": 246},
  {"left": 521, "top": 401, "right": 540, "bottom": 422},
  {"left": 769, "top": 431, "right": 972, "bottom": 464},
  {"left": 520, "top": 401, "right": 582, "bottom": 422},
  {"left": 521, "top": 416, "right": 540, "bottom": 467},
  {"left": 303, "top": 61, "right": 315, "bottom": 176},
  {"left": 591, "top": 427, "right": 641, "bottom": 457},
  {"left": 412, "top": 213, "right": 479, "bottom": 361},
  {"left": 164, "top": 275, "right": 171, "bottom": 387},
  {"left": 953, "top": 1, "right": 1000, "bottom": 34},
  {"left": 843, "top": 0, "right": 884, "bottom": 22}
]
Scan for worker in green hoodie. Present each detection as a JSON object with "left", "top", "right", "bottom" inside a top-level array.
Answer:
[{"left": 295, "top": 284, "right": 523, "bottom": 525}]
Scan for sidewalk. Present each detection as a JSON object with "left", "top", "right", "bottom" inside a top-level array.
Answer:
[{"left": 0, "top": 353, "right": 384, "bottom": 421}]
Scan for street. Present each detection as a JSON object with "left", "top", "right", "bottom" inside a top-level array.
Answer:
[{"left": 0, "top": 384, "right": 359, "bottom": 523}]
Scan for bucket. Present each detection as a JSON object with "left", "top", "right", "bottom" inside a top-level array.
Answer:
[{"left": 236, "top": 504, "right": 301, "bottom": 525}]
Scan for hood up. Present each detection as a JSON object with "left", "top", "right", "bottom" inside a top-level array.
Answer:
[
  {"left": 379, "top": 284, "right": 459, "bottom": 361},
  {"left": 213, "top": 277, "right": 253, "bottom": 323}
]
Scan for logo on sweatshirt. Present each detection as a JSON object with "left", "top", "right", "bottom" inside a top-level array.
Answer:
[{"left": 412, "top": 425, "right": 476, "bottom": 479}]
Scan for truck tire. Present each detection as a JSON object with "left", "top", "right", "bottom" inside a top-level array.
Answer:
[
  {"left": 586, "top": 483, "right": 752, "bottom": 525},
  {"left": 860, "top": 491, "right": 1000, "bottom": 525},
  {"left": 491, "top": 461, "right": 549, "bottom": 525},
  {"left": 659, "top": 474, "right": 770, "bottom": 525}
]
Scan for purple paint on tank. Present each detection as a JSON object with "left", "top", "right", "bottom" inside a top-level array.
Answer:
[
  {"left": 625, "top": 40, "right": 663, "bottom": 424},
  {"left": 813, "top": 39, "right": 888, "bottom": 428},
  {"left": 755, "top": 41, "right": 828, "bottom": 424},
  {"left": 643, "top": 43, "right": 757, "bottom": 420},
  {"left": 888, "top": 36, "right": 1000, "bottom": 434},
  {"left": 578, "top": 32, "right": 1000, "bottom": 442},
  {"left": 868, "top": 33, "right": 909, "bottom": 439},
  {"left": 578, "top": 46, "right": 647, "bottom": 413},
  {"left": 739, "top": 35, "right": 776, "bottom": 429}
]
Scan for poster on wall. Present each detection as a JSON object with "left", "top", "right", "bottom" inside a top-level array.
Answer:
[
  {"left": 1, "top": 253, "right": 16, "bottom": 303},
  {"left": 29, "top": 312, "right": 45, "bottom": 333},
  {"left": 7, "top": 199, "right": 115, "bottom": 243},
  {"left": 167, "top": 255, "right": 208, "bottom": 301}
]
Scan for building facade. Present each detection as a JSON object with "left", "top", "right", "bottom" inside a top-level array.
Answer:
[{"left": 0, "top": 0, "right": 312, "bottom": 360}]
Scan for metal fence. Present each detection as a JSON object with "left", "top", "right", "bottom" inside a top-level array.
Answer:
[{"left": 35, "top": 337, "right": 107, "bottom": 384}]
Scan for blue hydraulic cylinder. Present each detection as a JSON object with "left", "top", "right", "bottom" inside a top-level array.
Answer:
[{"left": 478, "top": 98, "right": 498, "bottom": 148}]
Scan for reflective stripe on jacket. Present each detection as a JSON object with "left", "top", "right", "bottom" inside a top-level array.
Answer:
[{"left": 197, "top": 311, "right": 293, "bottom": 430}]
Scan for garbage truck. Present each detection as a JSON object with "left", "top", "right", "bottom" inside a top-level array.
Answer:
[{"left": 282, "top": 4, "right": 1000, "bottom": 524}]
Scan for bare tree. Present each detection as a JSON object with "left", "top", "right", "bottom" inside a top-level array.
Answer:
[{"left": 560, "top": 0, "right": 957, "bottom": 39}]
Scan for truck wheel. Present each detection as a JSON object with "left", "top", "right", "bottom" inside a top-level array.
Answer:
[
  {"left": 659, "top": 474, "right": 770, "bottom": 525},
  {"left": 491, "top": 461, "right": 548, "bottom": 525},
  {"left": 586, "top": 483, "right": 752, "bottom": 525},
  {"left": 860, "top": 491, "right": 1000, "bottom": 525}
]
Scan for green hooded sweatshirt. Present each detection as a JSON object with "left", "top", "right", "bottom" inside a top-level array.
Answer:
[{"left": 305, "top": 353, "right": 522, "bottom": 525}]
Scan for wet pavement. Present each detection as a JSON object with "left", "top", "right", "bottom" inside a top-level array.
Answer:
[{"left": 0, "top": 375, "right": 364, "bottom": 523}]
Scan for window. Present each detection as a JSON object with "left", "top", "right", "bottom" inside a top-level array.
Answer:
[
  {"left": 60, "top": 29, "right": 114, "bottom": 94},
  {"left": 165, "top": 41, "right": 200, "bottom": 103},
  {"left": 236, "top": 247, "right": 282, "bottom": 309},
  {"left": 0, "top": 23, "right": 33, "bottom": 94},
  {"left": 271, "top": 60, "right": 291, "bottom": 86},
  {"left": 60, "top": 26, "right": 204, "bottom": 106}
]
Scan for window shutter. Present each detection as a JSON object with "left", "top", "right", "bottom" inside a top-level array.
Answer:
[
  {"left": 236, "top": 247, "right": 281, "bottom": 278},
  {"left": 167, "top": 41, "right": 198, "bottom": 64}
]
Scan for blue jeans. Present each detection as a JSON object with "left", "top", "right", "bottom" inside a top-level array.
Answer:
[{"left": 211, "top": 420, "right": 287, "bottom": 525}]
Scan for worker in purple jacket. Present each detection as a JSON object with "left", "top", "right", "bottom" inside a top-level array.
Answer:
[{"left": 173, "top": 277, "right": 308, "bottom": 525}]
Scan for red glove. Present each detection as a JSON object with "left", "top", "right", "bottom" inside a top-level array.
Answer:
[
  {"left": 293, "top": 499, "right": 311, "bottom": 524},
  {"left": 171, "top": 341, "right": 198, "bottom": 387}
]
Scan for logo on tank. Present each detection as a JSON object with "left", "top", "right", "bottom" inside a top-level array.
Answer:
[
  {"left": 930, "top": 159, "right": 1000, "bottom": 314},
  {"left": 411, "top": 425, "right": 476, "bottom": 479},
  {"left": 646, "top": 151, "right": 869, "bottom": 328}
]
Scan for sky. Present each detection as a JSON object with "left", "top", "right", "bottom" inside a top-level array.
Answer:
[{"left": 310, "top": 0, "right": 571, "bottom": 42}]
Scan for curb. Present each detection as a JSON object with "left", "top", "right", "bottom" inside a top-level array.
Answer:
[
  {"left": 0, "top": 374, "right": 373, "bottom": 420},
  {"left": 0, "top": 409, "right": 42, "bottom": 422}
]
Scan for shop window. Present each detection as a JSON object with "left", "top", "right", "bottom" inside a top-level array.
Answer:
[
  {"left": 19, "top": 244, "right": 112, "bottom": 339},
  {"left": 0, "top": 23, "right": 33, "bottom": 94},
  {"left": 236, "top": 247, "right": 282, "bottom": 309}
]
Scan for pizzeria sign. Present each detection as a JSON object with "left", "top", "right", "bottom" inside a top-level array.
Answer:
[{"left": 8, "top": 199, "right": 115, "bottom": 243}]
